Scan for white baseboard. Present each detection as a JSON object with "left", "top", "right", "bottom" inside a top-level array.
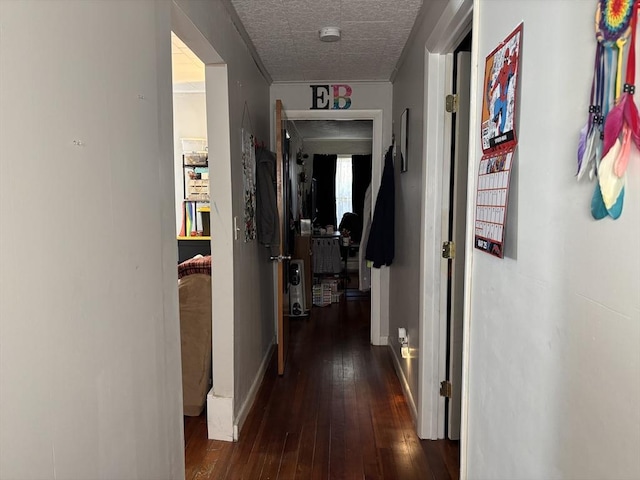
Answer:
[
  {"left": 387, "top": 341, "right": 418, "bottom": 426},
  {"left": 233, "top": 342, "right": 275, "bottom": 441},
  {"left": 206, "top": 392, "right": 234, "bottom": 441}
]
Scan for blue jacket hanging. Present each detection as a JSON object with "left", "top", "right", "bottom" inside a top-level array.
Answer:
[{"left": 365, "top": 145, "right": 394, "bottom": 268}]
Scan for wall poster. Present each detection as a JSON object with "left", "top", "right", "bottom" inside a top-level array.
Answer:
[
  {"left": 241, "top": 128, "right": 257, "bottom": 242},
  {"left": 475, "top": 23, "right": 522, "bottom": 258}
]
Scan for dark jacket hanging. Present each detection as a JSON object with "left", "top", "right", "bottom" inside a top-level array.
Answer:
[
  {"left": 256, "top": 146, "right": 279, "bottom": 253},
  {"left": 365, "top": 145, "right": 395, "bottom": 268}
]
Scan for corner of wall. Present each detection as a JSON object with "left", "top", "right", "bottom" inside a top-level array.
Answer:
[
  {"left": 207, "top": 392, "right": 234, "bottom": 441},
  {"left": 387, "top": 341, "right": 418, "bottom": 426}
]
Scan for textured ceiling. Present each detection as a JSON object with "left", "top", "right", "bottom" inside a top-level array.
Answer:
[
  {"left": 171, "top": 32, "right": 371, "bottom": 140},
  {"left": 229, "top": 0, "right": 423, "bottom": 82}
]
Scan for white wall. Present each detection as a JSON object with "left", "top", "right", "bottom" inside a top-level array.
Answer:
[
  {"left": 0, "top": 1, "right": 184, "bottom": 479},
  {"left": 271, "top": 82, "right": 392, "bottom": 151},
  {"left": 464, "top": 1, "right": 640, "bottom": 478},
  {"left": 391, "top": 0, "right": 464, "bottom": 430},
  {"left": 304, "top": 139, "right": 372, "bottom": 156},
  {"left": 173, "top": 0, "right": 274, "bottom": 432},
  {"left": 172, "top": 92, "right": 207, "bottom": 233}
]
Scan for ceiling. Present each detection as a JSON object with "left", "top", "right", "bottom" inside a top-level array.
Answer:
[
  {"left": 171, "top": 27, "right": 376, "bottom": 141},
  {"left": 171, "top": 32, "right": 205, "bottom": 92},
  {"left": 290, "top": 120, "right": 372, "bottom": 140},
  {"left": 228, "top": 0, "right": 423, "bottom": 82}
]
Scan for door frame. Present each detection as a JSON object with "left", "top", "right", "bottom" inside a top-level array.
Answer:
[
  {"left": 282, "top": 108, "right": 385, "bottom": 346},
  {"left": 416, "top": 0, "right": 475, "bottom": 457},
  {"left": 172, "top": 2, "right": 236, "bottom": 442},
  {"left": 444, "top": 48, "right": 472, "bottom": 441}
]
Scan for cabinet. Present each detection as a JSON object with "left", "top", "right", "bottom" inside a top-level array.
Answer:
[{"left": 180, "top": 152, "right": 209, "bottom": 237}]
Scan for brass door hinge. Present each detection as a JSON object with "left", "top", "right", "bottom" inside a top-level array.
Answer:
[
  {"left": 445, "top": 94, "right": 458, "bottom": 113},
  {"left": 442, "top": 241, "right": 456, "bottom": 259},
  {"left": 440, "top": 380, "right": 452, "bottom": 398}
]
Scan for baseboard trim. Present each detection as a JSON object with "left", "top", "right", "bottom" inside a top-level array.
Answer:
[
  {"left": 233, "top": 342, "right": 275, "bottom": 441},
  {"left": 387, "top": 341, "right": 419, "bottom": 427}
]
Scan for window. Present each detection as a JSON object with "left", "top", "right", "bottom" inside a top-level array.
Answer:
[{"left": 335, "top": 155, "right": 353, "bottom": 227}]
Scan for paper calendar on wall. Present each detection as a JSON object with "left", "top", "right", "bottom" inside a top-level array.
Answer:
[{"left": 475, "top": 23, "right": 522, "bottom": 259}]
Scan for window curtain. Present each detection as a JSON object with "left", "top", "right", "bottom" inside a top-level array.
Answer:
[
  {"left": 351, "top": 154, "right": 372, "bottom": 242},
  {"left": 335, "top": 155, "right": 353, "bottom": 228},
  {"left": 312, "top": 154, "right": 337, "bottom": 228}
]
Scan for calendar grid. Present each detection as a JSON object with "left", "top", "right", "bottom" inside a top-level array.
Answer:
[{"left": 474, "top": 148, "right": 515, "bottom": 258}]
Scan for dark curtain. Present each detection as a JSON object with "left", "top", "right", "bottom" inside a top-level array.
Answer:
[
  {"left": 351, "top": 154, "right": 372, "bottom": 241},
  {"left": 312, "top": 154, "right": 337, "bottom": 228}
]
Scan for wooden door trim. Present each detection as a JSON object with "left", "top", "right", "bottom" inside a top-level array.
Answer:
[{"left": 275, "top": 99, "right": 288, "bottom": 375}]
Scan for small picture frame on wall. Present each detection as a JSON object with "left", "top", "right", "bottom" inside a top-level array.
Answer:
[{"left": 400, "top": 108, "right": 409, "bottom": 173}]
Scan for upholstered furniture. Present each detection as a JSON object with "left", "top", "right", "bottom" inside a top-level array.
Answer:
[{"left": 178, "top": 256, "right": 212, "bottom": 416}]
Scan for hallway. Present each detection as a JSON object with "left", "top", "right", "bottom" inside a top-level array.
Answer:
[{"left": 184, "top": 295, "right": 459, "bottom": 479}]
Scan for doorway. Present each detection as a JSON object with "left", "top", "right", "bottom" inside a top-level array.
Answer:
[
  {"left": 171, "top": 3, "right": 236, "bottom": 443},
  {"left": 443, "top": 33, "right": 472, "bottom": 441},
  {"left": 171, "top": 29, "right": 213, "bottom": 437},
  {"left": 282, "top": 109, "right": 385, "bottom": 346},
  {"left": 286, "top": 119, "right": 373, "bottom": 301},
  {"left": 415, "top": 0, "right": 475, "bottom": 446}
]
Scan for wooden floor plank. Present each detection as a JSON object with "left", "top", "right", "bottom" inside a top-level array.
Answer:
[{"left": 184, "top": 294, "right": 459, "bottom": 480}]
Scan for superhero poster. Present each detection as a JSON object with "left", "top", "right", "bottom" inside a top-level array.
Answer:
[{"left": 481, "top": 23, "right": 522, "bottom": 153}]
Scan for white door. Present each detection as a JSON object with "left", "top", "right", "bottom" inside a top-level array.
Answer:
[{"left": 447, "top": 50, "right": 471, "bottom": 440}]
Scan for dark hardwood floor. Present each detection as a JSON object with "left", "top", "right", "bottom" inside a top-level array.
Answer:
[{"left": 184, "top": 293, "right": 459, "bottom": 479}]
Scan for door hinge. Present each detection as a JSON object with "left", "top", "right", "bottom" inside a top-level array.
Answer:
[
  {"left": 440, "top": 380, "right": 452, "bottom": 398},
  {"left": 445, "top": 94, "right": 458, "bottom": 113},
  {"left": 442, "top": 241, "right": 456, "bottom": 259}
]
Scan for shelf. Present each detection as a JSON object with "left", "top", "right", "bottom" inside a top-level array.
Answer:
[
  {"left": 181, "top": 152, "right": 210, "bottom": 237},
  {"left": 177, "top": 236, "right": 211, "bottom": 241}
]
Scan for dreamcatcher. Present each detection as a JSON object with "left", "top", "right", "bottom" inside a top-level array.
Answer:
[{"left": 578, "top": 0, "right": 638, "bottom": 219}]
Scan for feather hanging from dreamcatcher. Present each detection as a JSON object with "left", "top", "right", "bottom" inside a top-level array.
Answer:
[
  {"left": 577, "top": 44, "right": 604, "bottom": 180},
  {"left": 588, "top": 0, "right": 637, "bottom": 219}
]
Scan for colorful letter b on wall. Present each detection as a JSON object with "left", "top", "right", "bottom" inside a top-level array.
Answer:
[{"left": 310, "top": 84, "right": 352, "bottom": 110}]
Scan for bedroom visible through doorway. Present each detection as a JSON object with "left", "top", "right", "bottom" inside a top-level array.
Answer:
[{"left": 171, "top": 30, "right": 212, "bottom": 438}]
